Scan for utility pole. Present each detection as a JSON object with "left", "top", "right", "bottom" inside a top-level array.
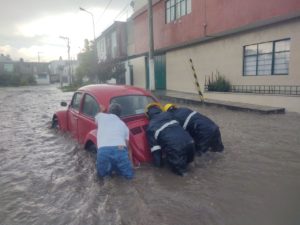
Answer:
[
  {"left": 37, "top": 51, "right": 42, "bottom": 63},
  {"left": 59, "top": 36, "right": 72, "bottom": 85},
  {"left": 79, "top": 7, "right": 98, "bottom": 82},
  {"left": 37, "top": 51, "right": 42, "bottom": 74},
  {"left": 148, "top": 0, "right": 155, "bottom": 90}
]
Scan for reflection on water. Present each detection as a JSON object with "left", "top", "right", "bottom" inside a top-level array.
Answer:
[{"left": 0, "top": 85, "right": 299, "bottom": 225}]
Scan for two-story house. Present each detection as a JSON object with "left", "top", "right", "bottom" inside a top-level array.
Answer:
[
  {"left": 128, "top": 0, "right": 300, "bottom": 96},
  {"left": 95, "top": 21, "right": 128, "bottom": 84}
]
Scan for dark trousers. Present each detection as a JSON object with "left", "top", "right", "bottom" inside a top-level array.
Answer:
[
  {"left": 195, "top": 128, "right": 224, "bottom": 153},
  {"left": 166, "top": 142, "right": 195, "bottom": 176}
]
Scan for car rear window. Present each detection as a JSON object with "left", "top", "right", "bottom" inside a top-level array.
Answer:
[{"left": 110, "top": 95, "right": 155, "bottom": 117}]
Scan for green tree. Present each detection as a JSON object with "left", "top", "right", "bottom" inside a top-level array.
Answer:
[{"left": 75, "top": 39, "right": 98, "bottom": 84}]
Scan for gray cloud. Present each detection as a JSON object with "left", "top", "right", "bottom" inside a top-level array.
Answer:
[
  {"left": 0, "top": 33, "right": 62, "bottom": 48},
  {"left": 0, "top": 0, "right": 128, "bottom": 26},
  {"left": 0, "top": 0, "right": 131, "bottom": 60}
]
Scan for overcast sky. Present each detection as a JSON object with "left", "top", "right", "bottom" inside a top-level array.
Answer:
[{"left": 0, "top": 0, "right": 133, "bottom": 62}]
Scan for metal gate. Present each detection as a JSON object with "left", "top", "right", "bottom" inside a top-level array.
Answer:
[{"left": 154, "top": 54, "right": 166, "bottom": 90}]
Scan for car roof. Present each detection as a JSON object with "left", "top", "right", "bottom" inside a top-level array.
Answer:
[{"left": 78, "top": 84, "right": 155, "bottom": 105}]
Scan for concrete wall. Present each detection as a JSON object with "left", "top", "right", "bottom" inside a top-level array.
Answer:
[
  {"left": 130, "top": 56, "right": 147, "bottom": 88},
  {"left": 167, "top": 19, "right": 300, "bottom": 94}
]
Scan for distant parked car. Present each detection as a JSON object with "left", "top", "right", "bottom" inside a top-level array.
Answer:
[{"left": 52, "top": 84, "right": 159, "bottom": 165}]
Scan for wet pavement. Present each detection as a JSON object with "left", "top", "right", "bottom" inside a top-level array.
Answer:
[{"left": 0, "top": 85, "right": 300, "bottom": 225}]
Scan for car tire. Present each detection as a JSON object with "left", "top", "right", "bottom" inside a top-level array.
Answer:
[
  {"left": 51, "top": 117, "right": 59, "bottom": 129},
  {"left": 87, "top": 143, "right": 97, "bottom": 153}
]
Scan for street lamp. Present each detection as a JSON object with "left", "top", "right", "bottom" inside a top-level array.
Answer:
[
  {"left": 79, "top": 6, "right": 99, "bottom": 83},
  {"left": 37, "top": 51, "right": 42, "bottom": 74},
  {"left": 79, "top": 7, "right": 96, "bottom": 41},
  {"left": 59, "top": 36, "right": 72, "bottom": 85}
]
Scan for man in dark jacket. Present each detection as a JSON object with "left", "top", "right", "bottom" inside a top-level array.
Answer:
[
  {"left": 163, "top": 103, "right": 224, "bottom": 155},
  {"left": 145, "top": 103, "right": 195, "bottom": 176}
]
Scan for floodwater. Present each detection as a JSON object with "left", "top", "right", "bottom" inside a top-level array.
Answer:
[{"left": 0, "top": 85, "right": 300, "bottom": 225}]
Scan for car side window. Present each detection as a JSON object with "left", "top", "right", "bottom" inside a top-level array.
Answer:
[
  {"left": 82, "top": 94, "right": 99, "bottom": 118},
  {"left": 70, "top": 92, "right": 82, "bottom": 111}
]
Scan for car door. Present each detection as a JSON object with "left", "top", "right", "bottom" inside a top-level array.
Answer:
[
  {"left": 68, "top": 92, "right": 83, "bottom": 140},
  {"left": 77, "top": 93, "right": 99, "bottom": 144}
]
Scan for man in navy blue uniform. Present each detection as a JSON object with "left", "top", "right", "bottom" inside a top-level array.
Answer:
[
  {"left": 164, "top": 103, "right": 224, "bottom": 155},
  {"left": 145, "top": 103, "right": 195, "bottom": 176}
]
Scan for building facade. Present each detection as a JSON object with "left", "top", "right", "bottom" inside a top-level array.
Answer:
[
  {"left": 0, "top": 60, "right": 50, "bottom": 84},
  {"left": 49, "top": 59, "right": 78, "bottom": 86},
  {"left": 95, "top": 21, "right": 128, "bottom": 84},
  {"left": 128, "top": 0, "right": 300, "bottom": 95},
  {"left": 96, "top": 21, "right": 127, "bottom": 63}
]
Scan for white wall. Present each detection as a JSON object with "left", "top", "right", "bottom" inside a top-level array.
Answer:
[
  {"left": 130, "top": 56, "right": 147, "bottom": 88},
  {"left": 167, "top": 19, "right": 300, "bottom": 94},
  {"left": 35, "top": 73, "right": 50, "bottom": 85}
]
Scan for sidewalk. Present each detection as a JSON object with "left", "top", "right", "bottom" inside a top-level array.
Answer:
[{"left": 154, "top": 90, "right": 288, "bottom": 114}]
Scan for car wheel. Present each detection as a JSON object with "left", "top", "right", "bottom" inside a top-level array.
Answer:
[
  {"left": 51, "top": 117, "right": 60, "bottom": 129},
  {"left": 86, "top": 142, "right": 97, "bottom": 153}
]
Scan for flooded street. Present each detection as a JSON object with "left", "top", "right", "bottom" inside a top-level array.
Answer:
[{"left": 0, "top": 85, "right": 300, "bottom": 225}]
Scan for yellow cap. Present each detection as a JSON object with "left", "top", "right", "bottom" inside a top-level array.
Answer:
[
  {"left": 145, "top": 102, "right": 163, "bottom": 114},
  {"left": 163, "top": 103, "right": 176, "bottom": 112}
]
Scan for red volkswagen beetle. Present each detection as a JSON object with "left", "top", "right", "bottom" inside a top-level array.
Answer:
[{"left": 52, "top": 84, "right": 158, "bottom": 165}]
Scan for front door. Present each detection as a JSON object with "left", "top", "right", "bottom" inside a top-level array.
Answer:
[
  {"left": 68, "top": 92, "right": 83, "bottom": 140},
  {"left": 154, "top": 54, "right": 166, "bottom": 90},
  {"left": 77, "top": 93, "right": 99, "bottom": 144}
]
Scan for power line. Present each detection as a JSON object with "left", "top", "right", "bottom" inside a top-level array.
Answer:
[
  {"left": 114, "top": 1, "right": 132, "bottom": 21},
  {"left": 95, "top": 0, "right": 113, "bottom": 24},
  {"left": 93, "top": 0, "right": 133, "bottom": 38}
]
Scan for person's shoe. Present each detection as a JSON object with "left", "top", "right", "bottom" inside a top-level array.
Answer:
[
  {"left": 211, "top": 145, "right": 224, "bottom": 152},
  {"left": 173, "top": 168, "right": 187, "bottom": 176}
]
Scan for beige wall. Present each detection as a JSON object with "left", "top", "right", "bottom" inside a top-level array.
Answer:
[
  {"left": 130, "top": 56, "right": 147, "bottom": 88},
  {"left": 167, "top": 19, "right": 300, "bottom": 94}
]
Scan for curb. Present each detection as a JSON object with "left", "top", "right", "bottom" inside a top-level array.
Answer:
[{"left": 155, "top": 93, "right": 285, "bottom": 114}]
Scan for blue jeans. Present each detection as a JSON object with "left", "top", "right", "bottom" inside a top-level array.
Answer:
[{"left": 97, "top": 146, "right": 134, "bottom": 179}]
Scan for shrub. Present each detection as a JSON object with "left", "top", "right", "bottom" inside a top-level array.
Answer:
[
  {"left": 0, "top": 73, "right": 36, "bottom": 87},
  {"left": 206, "top": 71, "right": 231, "bottom": 92}
]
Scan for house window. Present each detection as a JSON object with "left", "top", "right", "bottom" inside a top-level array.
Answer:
[
  {"left": 111, "top": 31, "right": 117, "bottom": 58},
  {"left": 97, "top": 38, "right": 106, "bottom": 62},
  {"left": 3, "top": 63, "right": 14, "bottom": 73},
  {"left": 243, "top": 39, "right": 290, "bottom": 76},
  {"left": 166, "top": 0, "right": 192, "bottom": 23},
  {"left": 37, "top": 73, "right": 48, "bottom": 79}
]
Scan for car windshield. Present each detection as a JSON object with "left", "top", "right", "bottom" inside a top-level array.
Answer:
[{"left": 110, "top": 95, "right": 156, "bottom": 117}]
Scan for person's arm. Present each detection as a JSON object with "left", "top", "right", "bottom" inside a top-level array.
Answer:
[
  {"left": 147, "top": 130, "right": 163, "bottom": 167},
  {"left": 94, "top": 105, "right": 105, "bottom": 128},
  {"left": 94, "top": 112, "right": 101, "bottom": 128}
]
